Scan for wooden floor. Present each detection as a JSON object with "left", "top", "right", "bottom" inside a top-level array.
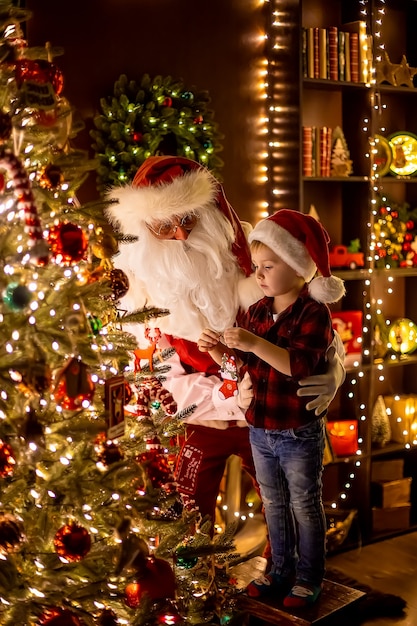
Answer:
[{"left": 327, "top": 530, "right": 417, "bottom": 625}]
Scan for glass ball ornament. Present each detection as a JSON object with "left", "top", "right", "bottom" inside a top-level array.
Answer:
[
  {"left": 37, "top": 607, "right": 85, "bottom": 625},
  {"left": 0, "top": 513, "right": 25, "bottom": 553},
  {"left": 388, "top": 318, "right": 417, "bottom": 354},
  {"left": 124, "top": 557, "right": 176, "bottom": 607},
  {"left": 14, "top": 58, "right": 64, "bottom": 94},
  {"left": 0, "top": 439, "right": 16, "bottom": 478},
  {"left": 53, "top": 522, "right": 91, "bottom": 562},
  {"left": 174, "top": 545, "right": 198, "bottom": 569},
  {"left": 3, "top": 282, "right": 32, "bottom": 310},
  {"left": 48, "top": 222, "right": 88, "bottom": 264},
  {"left": 105, "top": 268, "right": 130, "bottom": 301},
  {"left": 53, "top": 357, "right": 95, "bottom": 410}
]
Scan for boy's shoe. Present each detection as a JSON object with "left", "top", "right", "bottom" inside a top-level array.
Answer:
[
  {"left": 246, "top": 572, "right": 292, "bottom": 598},
  {"left": 283, "top": 581, "right": 322, "bottom": 608}
]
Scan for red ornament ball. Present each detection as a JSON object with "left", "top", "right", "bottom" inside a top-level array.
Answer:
[
  {"left": 54, "top": 522, "right": 91, "bottom": 562},
  {"left": 53, "top": 358, "right": 95, "bottom": 410},
  {"left": 38, "top": 608, "right": 84, "bottom": 625},
  {"left": 163, "top": 97, "right": 172, "bottom": 107},
  {"left": 39, "top": 164, "right": 64, "bottom": 190},
  {"left": 48, "top": 222, "right": 88, "bottom": 264},
  {"left": 137, "top": 449, "right": 174, "bottom": 488},
  {"left": 125, "top": 557, "right": 176, "bottom": 607},
  {"left": 0, "top": 440, "right": 16, "bottom": 478},
  {"left": 156, "top": 601, "right": 184, "bottom": 625},
  {"left": 15, "top": 58, "right": 64, "bottom": 95},
  {"left": 95, "top": 433, "right": 124, "bottom": 466},
  {"left": 97, "top": 609, "right": 118, "bottom": 626},
  {"left": 0, "top": 110, "right": 12, "bottom": 141},
  {"left": 0, "top": 513, "right": 25, "bottom": 553}
]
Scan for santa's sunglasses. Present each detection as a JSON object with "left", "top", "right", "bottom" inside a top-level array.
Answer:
[{"left": 146, "top": 212, "right": 199, "bottom": 239}]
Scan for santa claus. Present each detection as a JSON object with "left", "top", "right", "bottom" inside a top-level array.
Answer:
[{"left": 105, "top": 155, "right": 345, "bottom": 526}]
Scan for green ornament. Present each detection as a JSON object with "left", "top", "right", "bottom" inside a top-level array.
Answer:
[
  {"left": 88, "top": 314, "right": 102, "bottom": 335},
  {"left": 3, "top": 283, "right": 32, "bottom": 310},
  {"left": 174, "top": 545, "right": 198, "bottom": 569},
  {"left": 181, "top": 91, "right": 194, "bottom": 102}
]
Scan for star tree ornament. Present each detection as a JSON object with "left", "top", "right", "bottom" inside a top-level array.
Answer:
[{"left": 375, "top": 50, "right": 398, "bottom": 86}]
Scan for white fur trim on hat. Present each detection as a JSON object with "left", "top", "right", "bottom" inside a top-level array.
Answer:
[
  {"left": 105, "top": 167, "right": 217, "bottom": 235},
  {"left": 249, "top": 219, "right": 316, "bottom": 282},
  {"left": 309, "top": 275, "right": 346, "bottom": 304}
]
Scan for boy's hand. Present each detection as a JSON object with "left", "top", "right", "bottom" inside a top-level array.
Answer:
[
  {"left": 223, "top": 327, "right": 257, "bottom": 352},
  {"left": 197, "top": 328, "right": 221, "bottom": 352},
  {"left": 237, "top": 371, "right": 253, "bottom": 411}
]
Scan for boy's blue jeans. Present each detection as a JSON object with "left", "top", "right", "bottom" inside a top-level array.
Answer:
[{"left": 249, "top": 418, "right": 326, "bottom": 587}]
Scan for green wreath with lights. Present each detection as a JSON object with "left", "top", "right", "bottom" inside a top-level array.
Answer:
[{"left": 90, "top": 73, "right": 224, "bottom": 194}]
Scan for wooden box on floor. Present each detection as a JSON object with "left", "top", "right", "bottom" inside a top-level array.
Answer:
[
  {"left": 371, "top": 459, "right": 404, "bottom": 482},
  {"left": 372, "top": 503, "right": 411, "bottom": 533},
  {"left": 371, "top": 477, "right": 412, "bottom": 508}
]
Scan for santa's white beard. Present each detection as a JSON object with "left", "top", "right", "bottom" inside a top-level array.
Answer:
[{"left": 115, "top": 212, "right": 244, "bottom": 342}]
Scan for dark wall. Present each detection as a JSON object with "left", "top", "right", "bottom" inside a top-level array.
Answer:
[{"left": 26, "top": 0, "right": 266, "bottom": 224}]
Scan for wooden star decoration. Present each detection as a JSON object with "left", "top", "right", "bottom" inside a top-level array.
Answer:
[
  {"left": 394, "top": 55, "right": 415, "bottom": 88},
  {"left": 375, "top": 50, "right": 398, "bottom": 86}
]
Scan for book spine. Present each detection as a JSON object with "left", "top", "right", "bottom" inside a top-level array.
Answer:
[
  {"left": 314, "top": 27, "right": 319, "bottom": 78},
  {"left": 302, "top": 28, "right": 307, "bottom": 78},
  {"left": 319, "top": 28, "right": 327, "bottom": 79},
  {"left": 365, "top": 34, "right": 373, "bottom": 83},
  {"left": 320, "top": 127, "right": 329, "bottom": 177},
  {"left": 338, "top": 31, "right": 345, "bottom": 81},
  {"left": 349, "top": 32, "right": 359, "bottom": 82},
  {"left": 344, "top": 32, "right": 351, "bottom": 82},
  {"left": 311, "top": 126, "right": 317, "bottom": 176},
  {"left": 328, "top": 26, "right": 338, "bottom": 81},
  {"left": 302, "top": 127, "right": 313, "bottom": 176},
  {"left": 307, "top": 28, "right": 315, "bottom": 78}
]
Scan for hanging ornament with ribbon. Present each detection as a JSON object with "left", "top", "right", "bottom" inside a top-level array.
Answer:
[{"left": 0, "top": 146, "right": 49, "bottom": 265}]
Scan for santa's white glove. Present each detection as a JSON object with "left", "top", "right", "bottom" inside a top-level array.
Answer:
[
  {"left": 237, "top": 371, "right": 253, "bottom": 411},
  {"left": 297, "top": 344, "right": 346, "bottom": 416}
]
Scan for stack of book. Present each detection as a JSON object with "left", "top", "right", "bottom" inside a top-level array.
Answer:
[
  {"left": 302, "top": 126, "right": 332, "bottom": 177},
  {"left": 302, "top": 21, "right": 372, "bottom": 83}
]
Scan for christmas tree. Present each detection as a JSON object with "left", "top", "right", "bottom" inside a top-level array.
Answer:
[{"left": 0, "top": 5, "right": 240, "bottom": 625}]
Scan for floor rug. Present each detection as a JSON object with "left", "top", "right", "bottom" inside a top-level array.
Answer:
[{"left": 326, "top": 567, "right": 407, "bottom": 624}]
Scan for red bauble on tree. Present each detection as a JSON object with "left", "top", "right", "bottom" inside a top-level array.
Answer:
[
  {"left": 53, "top": 357, "right": 95, "bottom": 410},
  {"left": 0, "top": 440, "right": 16, "bottom": 478},
  {"left": 124, "top": 556, "right": 176, "bottom": 608},
  {"left": 137, "top": 436, "right": 174, "bottom": 489},
  {"left": 15, "top": 58, "right": 64, "bottom": 95},
  {"left": 54, "top": 522, "right": 91, "bottom": 562},
  {"left": 38, "top": 608, "right": 84, "bottom": 625},
  {"left": 48, "top": 222, "right": 88, "bottom": 264},
  {"left": 94, "top": 432, "right": 124, "bottom": 466},
  {"left": 0, "top": 513, "right": 25, "bottom": 553}
]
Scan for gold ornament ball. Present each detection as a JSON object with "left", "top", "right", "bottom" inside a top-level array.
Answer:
[{"left": 389, "top": 318, "right": 417, "bottom": 354}]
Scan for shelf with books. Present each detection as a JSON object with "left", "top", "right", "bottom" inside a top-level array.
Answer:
[{"left": 299, "top": 0, "right": 417, "bottom": 542}]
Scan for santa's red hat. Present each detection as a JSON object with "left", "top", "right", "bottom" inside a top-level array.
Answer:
[
  {"left": 105, "top": 155, "right": 253, "bottom": 277},
  {"left": 249, "top": 209, "right": 345, "bottom": 303}
]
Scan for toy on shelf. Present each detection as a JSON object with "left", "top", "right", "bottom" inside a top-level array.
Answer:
[{"left": 329, "top": 244, "right": 364, "bottom": 269}]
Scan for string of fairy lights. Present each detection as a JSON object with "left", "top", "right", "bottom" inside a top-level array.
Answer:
[{"left": 247, "top": 0, "right": 416, "bottom": 527}]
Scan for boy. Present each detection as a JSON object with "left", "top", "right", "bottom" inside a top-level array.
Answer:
[{"left": 198, "top": 209, "right": 345, "bottom": 607}]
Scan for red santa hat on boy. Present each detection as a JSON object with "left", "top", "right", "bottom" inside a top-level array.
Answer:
[
  {"left": 105, "top": 155, "right": 253, "bottom": 277},
  {"left": 248, "top": 209, "right": 345, "bottom": 303}
]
